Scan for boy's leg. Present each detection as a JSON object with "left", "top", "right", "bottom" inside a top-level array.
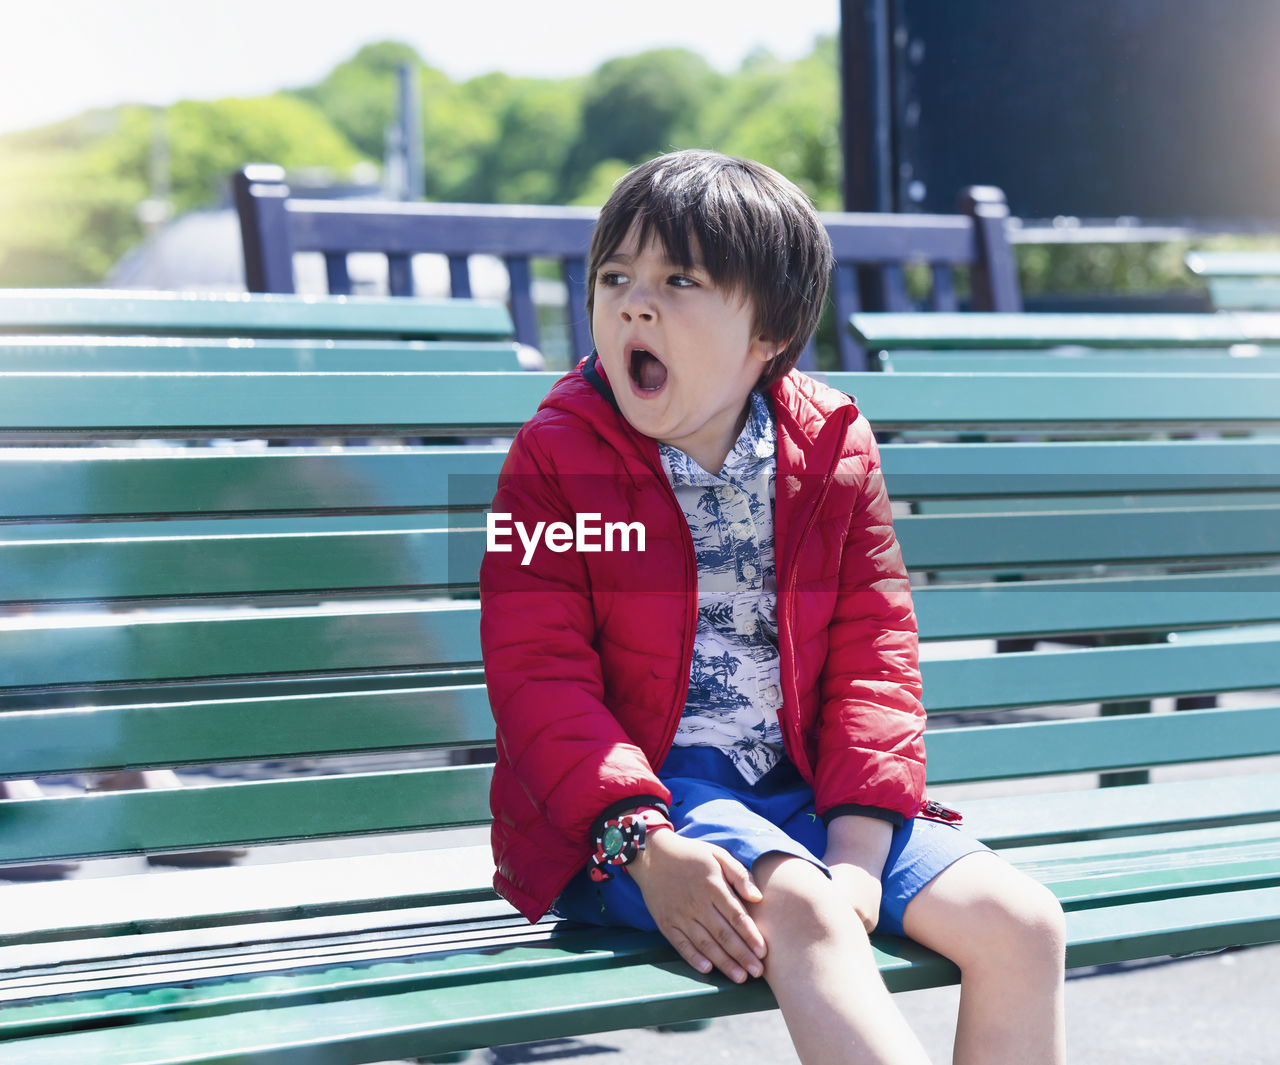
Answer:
[
  {"left": 749, "top": 852, "right": 931, "bottom": 1065},
  {"left": 901, "top": 851, "right": 1067, "bottom": 1065}
]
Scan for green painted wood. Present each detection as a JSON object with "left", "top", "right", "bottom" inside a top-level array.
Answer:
[
  {"left": 823, "top": 372, "right": 1280, "bottom": 430},
  {"left": 878, "top": 352, "right": 1280, "bottom": 374},
  {"left": 1204, "top": 279, "right": 1280, "bottom": 310},
  {"left": 925, "top": 705, "right": 1280, "bottom": 783},
  {"left": 0, "top": 445, "right": 505, "bottom": 520},
  {"left": 1186, "top": 251, "right": 1280, "bottom": 277},
  {"left": 0, "top": 683, "right": 493, "bottom": 777},
  {"left": 912, "top": 569, "right": 1280, "bottom": 640},
  {"left": 0, "top": 338, "right": 523, "bottom": 371},
  {"left": 921, "top": 630, "right": 1280, "bottom": 713},
  {"left": 1007, "top": 823, "right": 1280, "bottom": 907},
  {"left": 0, "top": 371, "right": 557, "bottom": 438},
  {"left": 6, "top": 568, "right": 1279, "bottom": 699},
  {"left": 0, "top": 765, "right": 493, "bottom": 864},
  {"left": 0, "top": 602, "right": 481, "bottom": 691},
  {"left": 0, "top": 519, "right": 481, "bottom": 603},
  {"left": 2, "top": 884, "right": 1275, "bottom": 1065},
  {"left": 896, "top": 504, "right": 1280, "bottom": 570},
  {"left": 7, "top": 437, "right": 1277, "bottom": 523},
  {"left": 6, "top": 501, "right": 1274, "bottom": 604},
  {"left": 5, "top": 371, "right": 1280, "bottom": 438},
  {"left": 0, "top": 290, "right": 514, "bottom": 340},
  {"left": 954, "top": 773, "right": 1280, "bottom": 849},
  {"left": 848, "top": 311, "right": 1280, "bottom": 348},
  {"left": 0, "top": 846, "right": 497, "bottom": 946}
]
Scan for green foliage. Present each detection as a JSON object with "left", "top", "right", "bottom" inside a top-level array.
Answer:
[
  {"left": 1, "top": 32, "right": 1242, "bottom": 296},
  {"left": 565, "top": 49, "right": 723, "bottom": 196},
  {"left": 0, "top": 95, "right": 366, "bottom": 287},
  {"left": 294, "top": 40, "right": 426, "bottom": 159},
  {"left": 701, "top": 37, "right": 842, "bottom": 209}
]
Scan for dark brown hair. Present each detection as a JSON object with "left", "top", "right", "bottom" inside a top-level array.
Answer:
[{"left": 586, "top": 150, "right": 833, "bottom": 387}]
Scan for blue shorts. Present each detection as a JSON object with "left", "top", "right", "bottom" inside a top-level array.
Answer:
[{"left": 553, "top": 746, "right": 989, "bottom": 938}]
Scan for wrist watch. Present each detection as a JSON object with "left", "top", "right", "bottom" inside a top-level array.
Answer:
[{"left": 587, "top": 813, "right": 648, "bottom": 882}]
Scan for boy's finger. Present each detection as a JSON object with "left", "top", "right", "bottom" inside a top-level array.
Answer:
[
  {"left": 714, "top": 849, "right": 763, "bottom": 903},
  {"left": 687, "top": 918, "right": 757, "bottom": 983},
  {"left": 703, "top": 909, "right": 766, "bottom": 978}
]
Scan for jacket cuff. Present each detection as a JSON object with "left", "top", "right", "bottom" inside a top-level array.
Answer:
[
  {"left": 821, "top": 803, "right": 906, "bottom": 829},
  {"left": 588, "top": 795, "right": 672, "bottom": 842}
]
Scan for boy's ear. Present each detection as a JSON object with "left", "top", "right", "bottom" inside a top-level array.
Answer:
[{"left": 752, "top": 333, "right": 789, "bottom": 364}]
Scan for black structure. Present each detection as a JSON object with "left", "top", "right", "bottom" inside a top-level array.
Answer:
[{"left": 841, "top": 0, "right": 1280, "bottom": 223}]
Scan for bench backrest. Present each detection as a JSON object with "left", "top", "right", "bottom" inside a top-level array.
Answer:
[
  {"left": 1187, "top": 250, "right": 1280, "bottom": 310},
  {"left": 3, "top": 364, "right": 1279, "bottom": 870},
  {"left": 235, "top": 166, "right": 1022, "bottom": 372}
]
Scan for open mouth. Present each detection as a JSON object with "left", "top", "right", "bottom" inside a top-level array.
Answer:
[{"left": 628, "top": 347, "right": 668, "bottom": 391}]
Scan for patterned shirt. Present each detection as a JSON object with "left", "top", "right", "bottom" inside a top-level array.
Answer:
[{"left": 659, "top": 390, "right": 785, "bottom": 783}]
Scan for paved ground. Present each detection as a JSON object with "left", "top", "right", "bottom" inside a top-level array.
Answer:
[{"left": 415, "top": 943, "right": 1280, "bottom": 1065}]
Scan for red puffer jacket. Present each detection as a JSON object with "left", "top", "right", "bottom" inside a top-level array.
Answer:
[{"left": 479, "top": 360, "right": 926, "bottom": 921}]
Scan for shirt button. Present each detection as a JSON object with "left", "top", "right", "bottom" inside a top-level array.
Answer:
[
  {"left": 766, "top": 684, "right": 781, "bottom": 703},
  {"left": 742, "top": 563, "right": 757, "bottom": 579}
]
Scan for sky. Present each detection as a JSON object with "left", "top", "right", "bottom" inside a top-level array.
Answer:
[{"left": 0, "top": 0, "right": 840, "bottom": 135}]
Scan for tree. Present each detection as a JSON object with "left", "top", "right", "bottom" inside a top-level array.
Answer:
[
  {"left": 564, "top": 49, "right": 723, "bottom": 197},
  {"left": 293, "top": 40, "right": 426, "bottom": 159}
]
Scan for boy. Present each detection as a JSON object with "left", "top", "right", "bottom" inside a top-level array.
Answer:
[{"left": 480, "top": 150, "right": 1066, "bottom": 1065}]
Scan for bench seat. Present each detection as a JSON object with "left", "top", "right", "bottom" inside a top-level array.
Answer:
[{"left": 2, "top": 351, "right": 1278, "bottom": 1063}]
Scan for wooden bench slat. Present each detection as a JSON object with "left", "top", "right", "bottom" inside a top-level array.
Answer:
[
  {"left": 926, "top": 705, "right": 1280, "bottom": 783},
  {"left": 0, "top": 338, "right": 523, "bottom": 372},
  {"left": 0, "top": 765, "right": 493, "bottom": 865},
  {"left": 957, "top": 773, "right": 1280, "bottom": 849},
  {"left": 7, "top": 882, "right": 1279, "bottom": 1064},
  {"left": 5, "top": 502, "right": 1275, "bottom": 603},
  {"left": 0, "top": 684, "right": 491, "bottom": 777},
  {"left": 879, "top": 352, "right": 1280, "bottom": 374},
  {"left": 8, "top": 437, "right": 1278, "bottom": 523},
  {"left": 1009, "top": 823, "right": 1280, "bottom": 906},
  {"left": 0, "top": 603, "right": 482, "bottom": 692},
  {"left": 897, "top": 503, "right": 1280, "bottom": 569},
  {"left": 882, "top": 438, "right": 1280, "bottom": 497},
  {"left": 923, "top": 630, "right": 1280, "bottom": 713},
  {"left": 0, "top": 520, "right": 472, "bottom": 602},
  {"left": 0, "top": 290, "right": 514, "bottom": 340},
  {"left": 0, "top": 446, "right": 505, "bottom": 520},
  {"left": 5, "top": 372, "right": 1280, "bottom": 437},
  {"left": 913, "top": 569, "right": 1280, "bottom": 640},
  {"left": 848, "top": 311, "right": 1280, "bottom": 348},
  {"left": 0, "top": 846, "right": 495, "bottom": 946},
  {"left": 3, "top": 569, "right": 1277, "bottom": 701}
]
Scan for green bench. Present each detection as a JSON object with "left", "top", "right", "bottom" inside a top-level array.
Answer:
[
  {"left": 1187, "top": 251, "right": 1280, "bottom": 311},
  {"left": 850, "top": 308, "right": 1280, "bottom": 366},
  {"left": 2, "top": 360, "right": 1280, "bottom": 1062},
  {"left": 0, "top": 288, "right": 524, "bottom": 371}
]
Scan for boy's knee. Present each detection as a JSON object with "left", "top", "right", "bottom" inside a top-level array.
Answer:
[
  {"left": 752, "top": 854, "right": 859, "bottom": 941},
  {"left": 983, "top": 874, "right": 1066, "bottom": 969}
]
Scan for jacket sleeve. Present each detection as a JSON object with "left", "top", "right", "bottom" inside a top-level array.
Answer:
[
  {"left": 479, "top": 422, "right": 671, "bottom": 844},
  {"left": 812, "top": 417, "right": 927, "bottom": 822}
]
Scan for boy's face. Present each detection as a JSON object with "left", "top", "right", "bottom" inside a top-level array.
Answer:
[{"left": 591, "top": 224, "right": 775, "bottom": 474}]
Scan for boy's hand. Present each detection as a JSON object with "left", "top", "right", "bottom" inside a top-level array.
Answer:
[
  {"left": 627, "top": 830, "right": 767, "bottom": 983},
  {"left": 823, "top": 813, "right": 893, "bottom": 934}
]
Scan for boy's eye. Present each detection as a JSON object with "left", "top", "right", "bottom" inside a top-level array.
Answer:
[
  {"left": 668, "top": 274, "right": 697, "bottom": 288},
  {"left": 598, "top": 271, "right": 627, "bottom": 287}
]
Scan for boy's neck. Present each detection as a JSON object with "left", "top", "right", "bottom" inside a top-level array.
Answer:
[{"left": 665, "top": 397, "right": 754, "bottom": 477}]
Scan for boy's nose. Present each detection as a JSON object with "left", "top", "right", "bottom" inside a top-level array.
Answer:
[{"left": 620, "top": 285, "right": 656, "bottom": 321}]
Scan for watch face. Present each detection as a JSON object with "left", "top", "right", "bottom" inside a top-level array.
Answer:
[{"left": 601, "top": 823, "right": 627, "bottom": 857}]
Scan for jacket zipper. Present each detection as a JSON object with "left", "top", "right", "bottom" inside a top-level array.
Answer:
[{"left": 778, "top": 408, "right": 846, "bottom": 768}]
